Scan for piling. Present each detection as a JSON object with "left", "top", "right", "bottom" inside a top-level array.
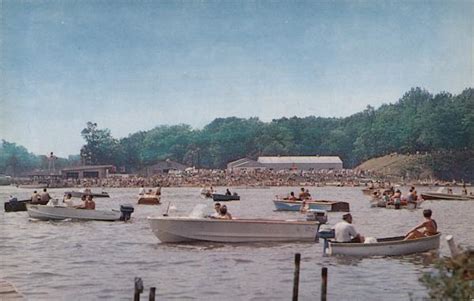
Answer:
[
  {"left": 321, "top": 267, "right": 328, "bottom": 301},
  {"left": 292, "top": 253, "right": 301, "bottom": 301},
  {"left": 134, "top": 277, "right": 143, "bottom": 301},
  {"left": 149, "top": 287, "right": 156, "bottom": 301}
]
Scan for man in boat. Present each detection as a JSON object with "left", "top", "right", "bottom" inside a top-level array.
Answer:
[
  {"left": 209, "top": 202, "right": 221, "bottom": 218},
  {"left": 218, "top": 205, "right": 232, "bottom": 220},
  {"left": 39, "top": 188, "right": 52, "bottom": 205},
  {"left": 30, "top": 190, "right": 41, "bottom": 203},
  {"left": 334, "top": 213, "right": 364, "bottom": 243},
  {"left": 288, "top": 191, "right": 297, "bottom": 201},
  {"left": 404, "top": 209, "right": 437, "bottom": 240},
  {"left": 63, "top": 193, "right": 75, "bottom": 207},
  {"left": 225, "top": 189, "right": 232, "bottom": 196}
]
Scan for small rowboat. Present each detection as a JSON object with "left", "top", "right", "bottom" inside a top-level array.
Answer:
[
  {"left": 148, "top": 217, "right": 321, "bottom": 243},
  {"left": 138, "top": 195, "right": 161, "bottom": 205},
  {"left": 65, "top": 191, "right": 110, "bottom": 198},
  {"left": 328, "top": 233, "right": 441, "bottom": 256},
  {"left": 27, "top": 204, "right": 134, "bottom": 221},
  {"left": 273, "top": 200, "right": 350, "bottom": 212},
  {"left": 212, "top": 194, "right": 240, "bottom": 202}
]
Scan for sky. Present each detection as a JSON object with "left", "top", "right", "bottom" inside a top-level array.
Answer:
[{"left": 1, "top": 0, "right": 473, "bottom": 157}]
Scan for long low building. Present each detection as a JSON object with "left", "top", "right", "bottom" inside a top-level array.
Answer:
[{"left": 228, "top": 156, "right": 343, "bottom": 172}]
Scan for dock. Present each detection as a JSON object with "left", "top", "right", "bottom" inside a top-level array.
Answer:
[{"left": 0, "top": 279, "right": 24, "bottom": 300}]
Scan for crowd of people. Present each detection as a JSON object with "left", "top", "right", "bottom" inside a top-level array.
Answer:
[{"left": 17, "top": 168, "right": 379, "bottom": 189}]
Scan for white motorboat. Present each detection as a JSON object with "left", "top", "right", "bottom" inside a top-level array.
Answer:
[
  {"left": 27, "top": 204, "right": 134, "bottom": 221},
  {"left": 148, "top": 217, "right": 322, "bottom": 243},
  {"left": 328, "top": 233, "right": 441, "bottom": 256}
]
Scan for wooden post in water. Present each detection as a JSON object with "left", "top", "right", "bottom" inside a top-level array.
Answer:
[
  {"left": 149, "top": 287, "right": 156, "bottom": 301},
  {"left": 292, "top": 253, "right": 301, "bottom": 301},
  {"left": 134, "top": 277, "right": 143, "bottom": 301},
  {"left": 321, "top": 267, "right": 328, "bottom": 301}
]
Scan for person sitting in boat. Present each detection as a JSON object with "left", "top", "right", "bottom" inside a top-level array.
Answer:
[
  {"left": 404, "top": 209, "right": 437, "bottom": 240},
  {"left": 462, "top": 184, "right": 468, "bottom": 195},
  {"left": 209, "top": 202, "right": 221, "bottom": 218},
  {"left": 225, "top": 189, "right": 232, "bottom": 196},
  {"left": 39, "top": 188, "right": 52, "bottom": 205},
  {"left": 288, "top": 191, "right": 297, "bottom": 201},
  {"left": 334, "top": 213, "right": 364, "bottom": 243},
  {"left": 76, "top": 195, "right": 96, "bottom": 210},
  {"left": 63, "top": 193, "right": 75, "bottom": 207},
  {"left": 30, "top": 190, "right": 41, "bottom": 203},
  {"left": 218, "top": 205, "right": 232, "bottom": 220}
]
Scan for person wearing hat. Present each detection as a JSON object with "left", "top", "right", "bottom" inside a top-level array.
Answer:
[{"left": 334, "top": 213, "right": 364, "bottom": 243}]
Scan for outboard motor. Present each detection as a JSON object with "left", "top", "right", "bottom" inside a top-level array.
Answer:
[
  {"left": 120, "top": 204, "right": 134, "bottom": 221},
  {"left": 318, "top": 226, "right": 336, "bottom": 255},
  {"left": 306, "top": 209, "right": 328, "bottom": 224}
]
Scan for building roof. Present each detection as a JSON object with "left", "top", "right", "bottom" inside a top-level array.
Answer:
[
  {"left": 257, "top": 156, "right": 342, "bottom": 164},
  {"left": 62, "top": 165, "right": 115, "bottom": 171},
  {"left": 232, "top": 159, "right": 266, "bottom": 168},
  {"left": 227, "top": 158, "right": 253, "bottom": 168}
]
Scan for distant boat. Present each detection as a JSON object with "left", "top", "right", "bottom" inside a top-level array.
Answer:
[
  {"left": 212, "top": 193, "right": 240, "bottom": 202},
  {"left": 64, "top": 191, "right": 110, "bottom": 198},
  {"left": 328, "top": 233, "right": 441, "bottom": 256},
  {"left": 273, "top": 200, "right": 350, "bottom": 212},
  {"left": 27, "top": 204, "right": 133, "bottom": 221},
  {"left": 138, "top": 195, "right": 161, "bottom": 205},
  {"left": 420, "top": 192, "right": 473, "bottom": 201},
  {"left": 148, "top": 217, "right": 322, "bottom": 243}
]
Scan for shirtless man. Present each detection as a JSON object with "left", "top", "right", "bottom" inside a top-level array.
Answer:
[{"left": 404, "top": 209, "right": 437, "bottom": 240}]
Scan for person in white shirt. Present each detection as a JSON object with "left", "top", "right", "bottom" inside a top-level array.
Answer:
[
  {"left": 138, "top": 185, "right": 146, "bottom": 195},
  {"left": 334, "top": 213, "right": 364, "bottom": 243},
  {"left": 63, "top": 193, "right": 75, "bottom": 207}
]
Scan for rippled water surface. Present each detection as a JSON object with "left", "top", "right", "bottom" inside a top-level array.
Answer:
[{"left": 1, "top": 186, "right": 473, "bottom": 300}]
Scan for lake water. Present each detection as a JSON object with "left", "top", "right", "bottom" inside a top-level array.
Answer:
[{"left": 1, "top": 186, "right": 473, "bottom": 300}]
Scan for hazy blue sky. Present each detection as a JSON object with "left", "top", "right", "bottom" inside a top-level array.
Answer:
[{"left": 1, "top": 0, "right": 472, "bottom": 157}]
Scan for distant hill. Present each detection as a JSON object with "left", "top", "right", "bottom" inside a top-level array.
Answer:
[{"left": 356, "top": 150, "right": 474, "bottom": 182}]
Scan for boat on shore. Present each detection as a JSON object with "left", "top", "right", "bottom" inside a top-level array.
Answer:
[
  {"left": 328, "top": 233, "right": 441, "bottom": 256},
  {"left": 212, "top": 193, "right": 240, "bottom": 202},
  {"left": 27, "top": 204, "right": 134, "bottom": 221},
  {"left": 65, "top": 191, "right": 110, "bottom": 198},
  {"left": 273, "top": 200, "right": 350, "bottom": 212},
  {"left": 148, "top": 217, "right": 322, "bottom": 243}
]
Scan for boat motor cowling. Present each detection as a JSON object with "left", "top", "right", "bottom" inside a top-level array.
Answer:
[{"left": 120, "top": 204, "right": 134, "bottom": 221}]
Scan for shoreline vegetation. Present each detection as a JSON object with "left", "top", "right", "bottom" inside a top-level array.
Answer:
[{"left": 1, "top": 87, "right": 473, "bottom": 182}]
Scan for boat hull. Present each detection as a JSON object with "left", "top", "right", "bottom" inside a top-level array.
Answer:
[
  {"left": 148, "top": 217, "right": 320, "bottom": 243},
  {"left": 420, "top": 193, "right": 472, "bottom": 201},
  {"left": 27, "top": 205, "right": 121, "bottom": 221},
  {"left": 65, "top": 191, "right": 110, "bottom": 198},
  {"left": 329, "top": 233, "right": 441, "bottom": 256},
  {"left": 138, "top": 196, "right": 161, "bottom": 205},
  {"left": 273, "top": 200, "right": 349, "bottom": 212}
]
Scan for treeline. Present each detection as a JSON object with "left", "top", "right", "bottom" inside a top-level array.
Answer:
[{"left": 1, "top": 87, "right": 473, "bottom": 179}]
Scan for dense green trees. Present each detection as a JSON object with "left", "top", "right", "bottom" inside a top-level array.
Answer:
[{"left": 1, "top": 88, "right": 473, "bottom": 180}]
